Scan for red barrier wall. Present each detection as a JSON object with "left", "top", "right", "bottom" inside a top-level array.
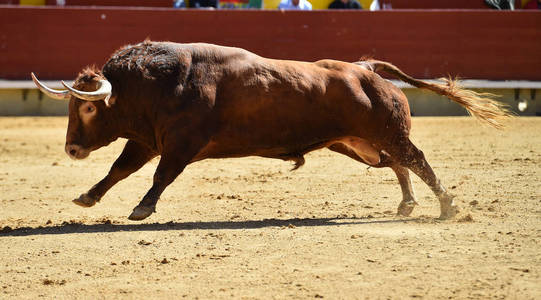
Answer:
[{"left": 1, "top": 6, "right": 540, "bottom": 80}]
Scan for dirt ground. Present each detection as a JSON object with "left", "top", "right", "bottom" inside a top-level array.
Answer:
[{"left": 0, "top": 116, "right": 539, "bottom": 299}]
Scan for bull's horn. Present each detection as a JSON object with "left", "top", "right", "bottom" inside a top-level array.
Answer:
[
  {"left": 31, "top": 72, "right": 70, "bottom": 100},
  {"left": 61, "top": 79, "right": 112, "bottom": 103}
]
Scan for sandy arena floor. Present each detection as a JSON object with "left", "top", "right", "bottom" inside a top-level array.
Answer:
[{"left": 0, "top": 116, "right": 539, "bottom": 299}]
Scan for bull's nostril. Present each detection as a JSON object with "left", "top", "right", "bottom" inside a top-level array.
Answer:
[{"left": 69, "top": 149, "right": 77, "bottom": 156}]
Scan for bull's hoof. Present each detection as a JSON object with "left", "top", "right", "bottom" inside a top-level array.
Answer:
[
  {"left": 438, "top": 193, "right": 458, "bottom": 220},
  {"left": 73, "top": 193, "right": 98, "bottom": 207},
  {"left": 128, "top": 205, "right": 155, "bottom": 221},
  {"left": 438, "top": 204, "right": 459, "bottom": 220},
  {"left": 397, "top": 200, "right": 418, "bottom": 217}
]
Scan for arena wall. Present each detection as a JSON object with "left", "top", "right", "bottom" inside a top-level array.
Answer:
[{"left": 1, "top": 6, "right": 540, "bottom": 81}]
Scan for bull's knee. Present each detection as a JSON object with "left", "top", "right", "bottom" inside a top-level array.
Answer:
[{"left": 405, "top": 149, "right": 426, "bottom": 169}]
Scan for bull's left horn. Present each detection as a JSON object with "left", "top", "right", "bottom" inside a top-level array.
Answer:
[
  {"left": 31, "top": 72, "right": 71, "bottom": 100},
  {"left": 61, "top": 79, "right": 112, "bottom": 104}
]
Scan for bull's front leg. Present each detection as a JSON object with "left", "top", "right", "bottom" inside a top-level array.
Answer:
[
  {"left": 128, "top": 138, "right": 205, "bottom": 221},
  {"left": 73, "top": 140, "right": 157, "bottom": 207}
]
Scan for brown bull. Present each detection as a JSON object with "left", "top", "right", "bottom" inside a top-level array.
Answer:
[{"left": 32, "top": 40, "right": 510, "bottom": 221}]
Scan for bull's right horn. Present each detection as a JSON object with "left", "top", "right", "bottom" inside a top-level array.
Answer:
[
  {"left": 61, "top": 79, "right": 112, "bottom": 103},
  {"left": 31, "top": 72, "right": 71, "bottom": 100}
]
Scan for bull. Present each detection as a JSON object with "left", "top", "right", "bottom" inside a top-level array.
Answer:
[{"left": 32, "top": 40, "right": 510, "bottom": 221}]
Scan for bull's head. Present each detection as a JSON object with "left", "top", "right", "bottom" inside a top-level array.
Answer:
[{"left": 32, "top": 69, "right": 117, "bottom": 160}]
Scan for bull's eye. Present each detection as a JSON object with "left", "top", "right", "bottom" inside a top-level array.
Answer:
[{"left": 79, "top": 103, "right": 97, "bottom": 124}]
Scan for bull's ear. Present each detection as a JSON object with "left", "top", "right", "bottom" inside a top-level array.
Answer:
[{"left": 104, "top": 95, "right": 116, "bottom": 107}]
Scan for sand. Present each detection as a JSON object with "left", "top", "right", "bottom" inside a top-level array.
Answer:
[{"left": 0, "top": 116, "right": 539, "bottom": 299}]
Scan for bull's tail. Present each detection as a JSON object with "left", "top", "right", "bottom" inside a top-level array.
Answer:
[{"left": 354, "top": 59, "right": 512, "bottom": 129}]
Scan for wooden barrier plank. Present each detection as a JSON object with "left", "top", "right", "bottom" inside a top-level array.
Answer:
[{"left": 0, "top": 7, "right": 540, "bottom": 80}]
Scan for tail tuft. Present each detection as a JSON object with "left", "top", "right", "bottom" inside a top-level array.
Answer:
[{"left": 438, "top": 77, "right": 512, "bottom": 130}]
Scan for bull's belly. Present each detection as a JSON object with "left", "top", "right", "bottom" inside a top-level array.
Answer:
[
  {"left": 192, "top": 132, "right": 380, "bottom": 166},
  {"left": 193, "top": 134, "right": 322, "bottom": 161}
]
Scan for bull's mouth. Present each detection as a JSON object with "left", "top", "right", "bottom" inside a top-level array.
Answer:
[
  {"left": 71, "top": 150, "right": 90, "bottom": 160},
  {"left": 65, "top": 144, "right": 91, "bottom": 160}
]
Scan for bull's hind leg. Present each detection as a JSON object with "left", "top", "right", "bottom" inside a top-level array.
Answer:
[
  {"left": 389, "top": 138, "right": 458, "bottom": 219},
  {"left": 391, "top": 165, "right": 419, "bottom": 217},
  {"left": 328, "top": 142, "right": 419, "bottom": 216}
]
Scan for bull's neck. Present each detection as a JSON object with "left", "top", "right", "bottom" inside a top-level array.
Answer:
[{"left": 115, "top": 104, "right": 159, "bottom": 152}]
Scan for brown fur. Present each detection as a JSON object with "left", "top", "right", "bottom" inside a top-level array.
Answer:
[{"left": 75, "top": 66, "right": 102, "bottom": 86}]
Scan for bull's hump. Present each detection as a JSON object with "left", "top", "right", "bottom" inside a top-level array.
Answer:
[{"left": 105, "top": 41, "right": 181, "bottom": 78}]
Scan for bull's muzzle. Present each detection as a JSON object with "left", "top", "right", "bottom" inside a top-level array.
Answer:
[{"left": 65, "top": 144, "right": 90, "bottom": 160}]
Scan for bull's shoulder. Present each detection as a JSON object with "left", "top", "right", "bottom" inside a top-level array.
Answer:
[
  {"left": 188, "top": 43, "right": 253, "bottom": 54},
  {"left": 185, "top": 43, "right": 259, "bottom": 64}
]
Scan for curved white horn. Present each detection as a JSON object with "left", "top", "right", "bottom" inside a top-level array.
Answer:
[
  {"left": 31, "top": 72, "right": 70, "bottom": 100},
  {"left": 61, "top": 79, "right": 112, "bottom": 102}
]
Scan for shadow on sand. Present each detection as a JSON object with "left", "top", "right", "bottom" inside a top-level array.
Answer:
[{"left": 0, "top": 216, "right": 421, "bottom": 237}]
